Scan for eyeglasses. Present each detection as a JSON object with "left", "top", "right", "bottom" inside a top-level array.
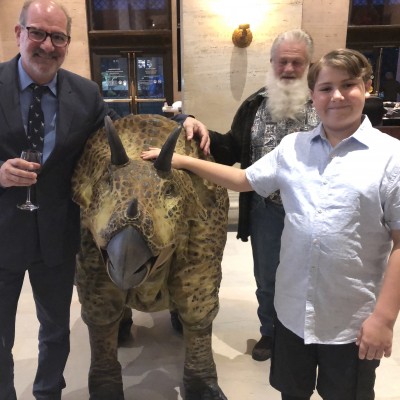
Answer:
[{"left": 22, "top": 26, "right": 70, "bottom": 48}]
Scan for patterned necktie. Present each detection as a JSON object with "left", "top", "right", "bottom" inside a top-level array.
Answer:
[{"left": 27, "top": 83, "right": 47, "bottom": 152}]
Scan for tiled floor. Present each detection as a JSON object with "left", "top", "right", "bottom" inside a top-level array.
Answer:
[{"left": 14, "top": 230, "right": 400, "bottom": 400}]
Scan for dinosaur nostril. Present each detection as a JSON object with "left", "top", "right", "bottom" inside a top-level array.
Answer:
[{"left": 127, "top": 199, "right": 138, "bottom": 219}]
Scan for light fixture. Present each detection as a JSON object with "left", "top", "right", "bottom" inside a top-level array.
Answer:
[{"left": 232, "top": 24, "right": 253, "bottom": 48}]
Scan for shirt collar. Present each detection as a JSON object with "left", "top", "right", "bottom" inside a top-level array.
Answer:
[
  {"left": 18, "top": 57, "right": 57, "bottom": 96},
  {"left": 310, "top": 115, "right": 373, "bottom": 148},
  {"left": 310, "top": 123, "right": 324, "bottom": 142},
  {"left": 352, "top": 115, "right": 373, "bottom": 147}
]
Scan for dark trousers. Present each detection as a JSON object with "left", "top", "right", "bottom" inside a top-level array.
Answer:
[
  {"left": 250, "top": 196, "right": 285, "bottom": 337},
  {"left": 270, "top": 319, "right": 380, "bottom": 400},
  {"left": 0, "top": 257, "right": 75, "bottom": 400}
]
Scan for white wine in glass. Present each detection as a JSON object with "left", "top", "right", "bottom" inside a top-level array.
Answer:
[{"left": 17, "top": 149, "right": 42, "bottom": 211}]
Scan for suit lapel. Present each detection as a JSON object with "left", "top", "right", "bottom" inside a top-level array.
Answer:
[{"left": 0, "top": 56, "right": 30, "bottom": 153}]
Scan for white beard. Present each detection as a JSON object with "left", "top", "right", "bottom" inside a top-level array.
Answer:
[{"left": 265, "top": 69, "right": 309, "bottom": 122}]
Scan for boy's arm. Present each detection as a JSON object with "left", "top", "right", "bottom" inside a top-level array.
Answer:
[
  {"left": 357, "top": 229, "right": 400, "bottom": 360},
  {"left": 141, "top": 148, "right": 253, "bottom": 192}
]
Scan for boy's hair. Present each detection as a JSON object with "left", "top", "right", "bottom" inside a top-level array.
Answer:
[
  {"left": 19, "top": 0, "right": 72, "bottom": 35},
  {"left": 308, "top": 49, "right": 373, "bottom": 90},
  {"left": 270, "top": 29, "right": 314, "bottom": 64}
]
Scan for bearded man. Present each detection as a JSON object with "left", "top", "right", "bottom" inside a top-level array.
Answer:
[{"left": 184, "top": 29, "right": 319, "bottom": 361}]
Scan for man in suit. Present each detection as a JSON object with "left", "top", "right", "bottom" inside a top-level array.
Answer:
[{"left": 0, "top": 1, "right": 109, "bottom": 399}]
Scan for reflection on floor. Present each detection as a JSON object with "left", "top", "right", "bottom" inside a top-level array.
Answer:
[{"left": 14, "top": 231, "right": 400, "bottom": 400}]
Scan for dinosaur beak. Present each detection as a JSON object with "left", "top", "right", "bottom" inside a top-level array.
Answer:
[{"left": 106, "top": 225, "right": 153, "bottom": 290}]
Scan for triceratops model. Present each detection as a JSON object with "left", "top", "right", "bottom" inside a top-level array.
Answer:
[{"left": 71, "top": 114, "right": 229, "bottom": 400}]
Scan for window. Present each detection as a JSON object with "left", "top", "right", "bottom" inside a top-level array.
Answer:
[
  {"left": 347, "top": 0, "right": 400, "bottom": 102},
  {"left": 349, "top": 0, "right": 400, "bottom": 26},
  {"left": 90, "top": 0, "right": 170, "bottom": 30}
]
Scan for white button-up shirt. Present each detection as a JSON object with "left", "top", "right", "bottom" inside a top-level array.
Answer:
[{"left": 246, "top": 117, "right": 400, "bottom": 344}]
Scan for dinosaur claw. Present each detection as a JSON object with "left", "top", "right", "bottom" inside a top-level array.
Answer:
[{"left": 185, "top": 382, "right": 228, "bottom": 400}]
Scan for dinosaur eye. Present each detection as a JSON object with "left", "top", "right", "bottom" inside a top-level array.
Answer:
[{"left": 164, "top": 183, "right": 176, "bottom": 198}]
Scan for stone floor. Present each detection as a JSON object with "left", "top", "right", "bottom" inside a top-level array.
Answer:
[{"left": 13, "top": 227, "right": 400, "bottom": 400}]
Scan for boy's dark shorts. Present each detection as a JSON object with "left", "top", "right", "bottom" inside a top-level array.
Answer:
[{"left": 270, "top": 318, "right": 380, "bottom": 400}]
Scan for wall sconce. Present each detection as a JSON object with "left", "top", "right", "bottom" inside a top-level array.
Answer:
[{"left": 232, "top": 24, "right": 253, "bottom": 48}]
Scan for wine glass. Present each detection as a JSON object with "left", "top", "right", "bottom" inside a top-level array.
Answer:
[{"left": 17, "top": 149, "right": 42, "bottom": 211}]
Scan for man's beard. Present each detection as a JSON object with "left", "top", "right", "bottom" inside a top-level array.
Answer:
[{"left": 265, "top": 69, "right": 309, "bottom": 122}]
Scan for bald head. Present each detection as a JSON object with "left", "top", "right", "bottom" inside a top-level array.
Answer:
[{"left": 19, "top": 0, "right": 72, "bottom": 35}]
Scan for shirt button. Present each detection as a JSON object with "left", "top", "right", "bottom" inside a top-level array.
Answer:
[
  {"left": 313, "top": 239, "right": 318, "bottom": 244},
  {"left": 317, "top": 209, "right": 322, "bottom": 213}
]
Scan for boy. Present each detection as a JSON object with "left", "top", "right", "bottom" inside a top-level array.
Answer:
[{"left": 142, "top": 49, "right": 400, "bottom": 399}]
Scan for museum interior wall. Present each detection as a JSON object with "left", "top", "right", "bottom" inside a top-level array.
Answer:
[
  {"left": 0, "top": 0, "right": 349, "bottom": 132},
  {"left": 181, "top": 0, "right": 349, "bottom": 131}
]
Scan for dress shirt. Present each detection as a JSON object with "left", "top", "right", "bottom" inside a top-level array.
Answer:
[
  {"left": 246, "top": 117, "right": 400, "bottom": 344},
  {"left": 18, "top": 58, "right": 58, "bottom": 163}
]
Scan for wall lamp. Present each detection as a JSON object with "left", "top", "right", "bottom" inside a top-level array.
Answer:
[{"left": 232, "top": 23, "right": 253, "bottom": 48}]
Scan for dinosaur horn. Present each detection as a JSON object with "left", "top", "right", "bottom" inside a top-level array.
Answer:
[
  {"left": 154, "top": 124, "right": 183, "bottom": 172},
  {"left": 105, "top": 116, "right": 129, "bottom": 166}
]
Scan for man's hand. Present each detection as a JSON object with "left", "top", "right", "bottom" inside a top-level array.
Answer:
[
  {"left": 0, "top": 158, "right": 40, "bottom": 188},
  {"left": 183, "top": 117, "right": 210, "bottom": 156},
  {"left": 356, "top": 313, "right": 393, "bottom": 360}
]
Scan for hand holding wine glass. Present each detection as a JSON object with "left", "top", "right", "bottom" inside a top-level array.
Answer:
[{"left": 17, "top": 149, "right": 42, "bottom": 211}]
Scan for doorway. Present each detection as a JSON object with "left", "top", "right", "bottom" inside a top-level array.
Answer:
[
  {"left": 92, "top": 51, "right": 170, "bottom": 116},
  {"left": 86, "top": 0, "right": 175, "bottom": 116}
]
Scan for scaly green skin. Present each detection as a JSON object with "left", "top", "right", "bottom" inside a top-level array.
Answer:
[{"left": 72, "top": 114, "right": 229, "bottom": 399}]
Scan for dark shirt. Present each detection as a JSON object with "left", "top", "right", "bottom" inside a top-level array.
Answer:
[{"left": 209, "top": 88, "right": 265, "bottom": 241}]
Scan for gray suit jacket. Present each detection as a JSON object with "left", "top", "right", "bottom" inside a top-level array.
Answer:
[{"left": 0, "top": 55, "right": 108, "bottom": 269}]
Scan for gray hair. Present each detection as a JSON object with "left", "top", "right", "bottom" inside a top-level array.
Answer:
[
  {"left": 19, "top": 0, "right": 72, "bottom": 35},
  {"left": 270, "top": 29, "right": 314, "bottom": 63}
]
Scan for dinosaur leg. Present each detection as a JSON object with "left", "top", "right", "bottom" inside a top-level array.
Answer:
[
  {"left": 183, "top": 325, "right": 227, "bottom": 400},
  {"left": 76, "top": 228, "right": 126, "bottom": 400},
  {"left": 170, "top": 309, "right": 183, "bottom": 334},
  {"left": 118, "top": 306, "right": 133, "bottom": 345},
  {"left": 88, "top": 319, "right": 124, "bottom": 400}
]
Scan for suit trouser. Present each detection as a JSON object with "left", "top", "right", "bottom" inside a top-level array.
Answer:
[
  {"left": 249, "top": 195, "right": 285, "bottom": 338},
  {"left": 0, "top": 256, "right": 75, "bottom": 400}
]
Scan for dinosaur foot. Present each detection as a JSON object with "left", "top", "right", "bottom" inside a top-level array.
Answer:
[
  {"left": 117, "top": 315, "right": 133, "bottom": 345},
  {"left": 170, "top": 310, "right": 183, "bottom": 335},
  {"left": 185, "top": 382, "right": 228, "bottom": 400},
  {"left": 89, "top": 384, "right": 124, "bottom": 400}
]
